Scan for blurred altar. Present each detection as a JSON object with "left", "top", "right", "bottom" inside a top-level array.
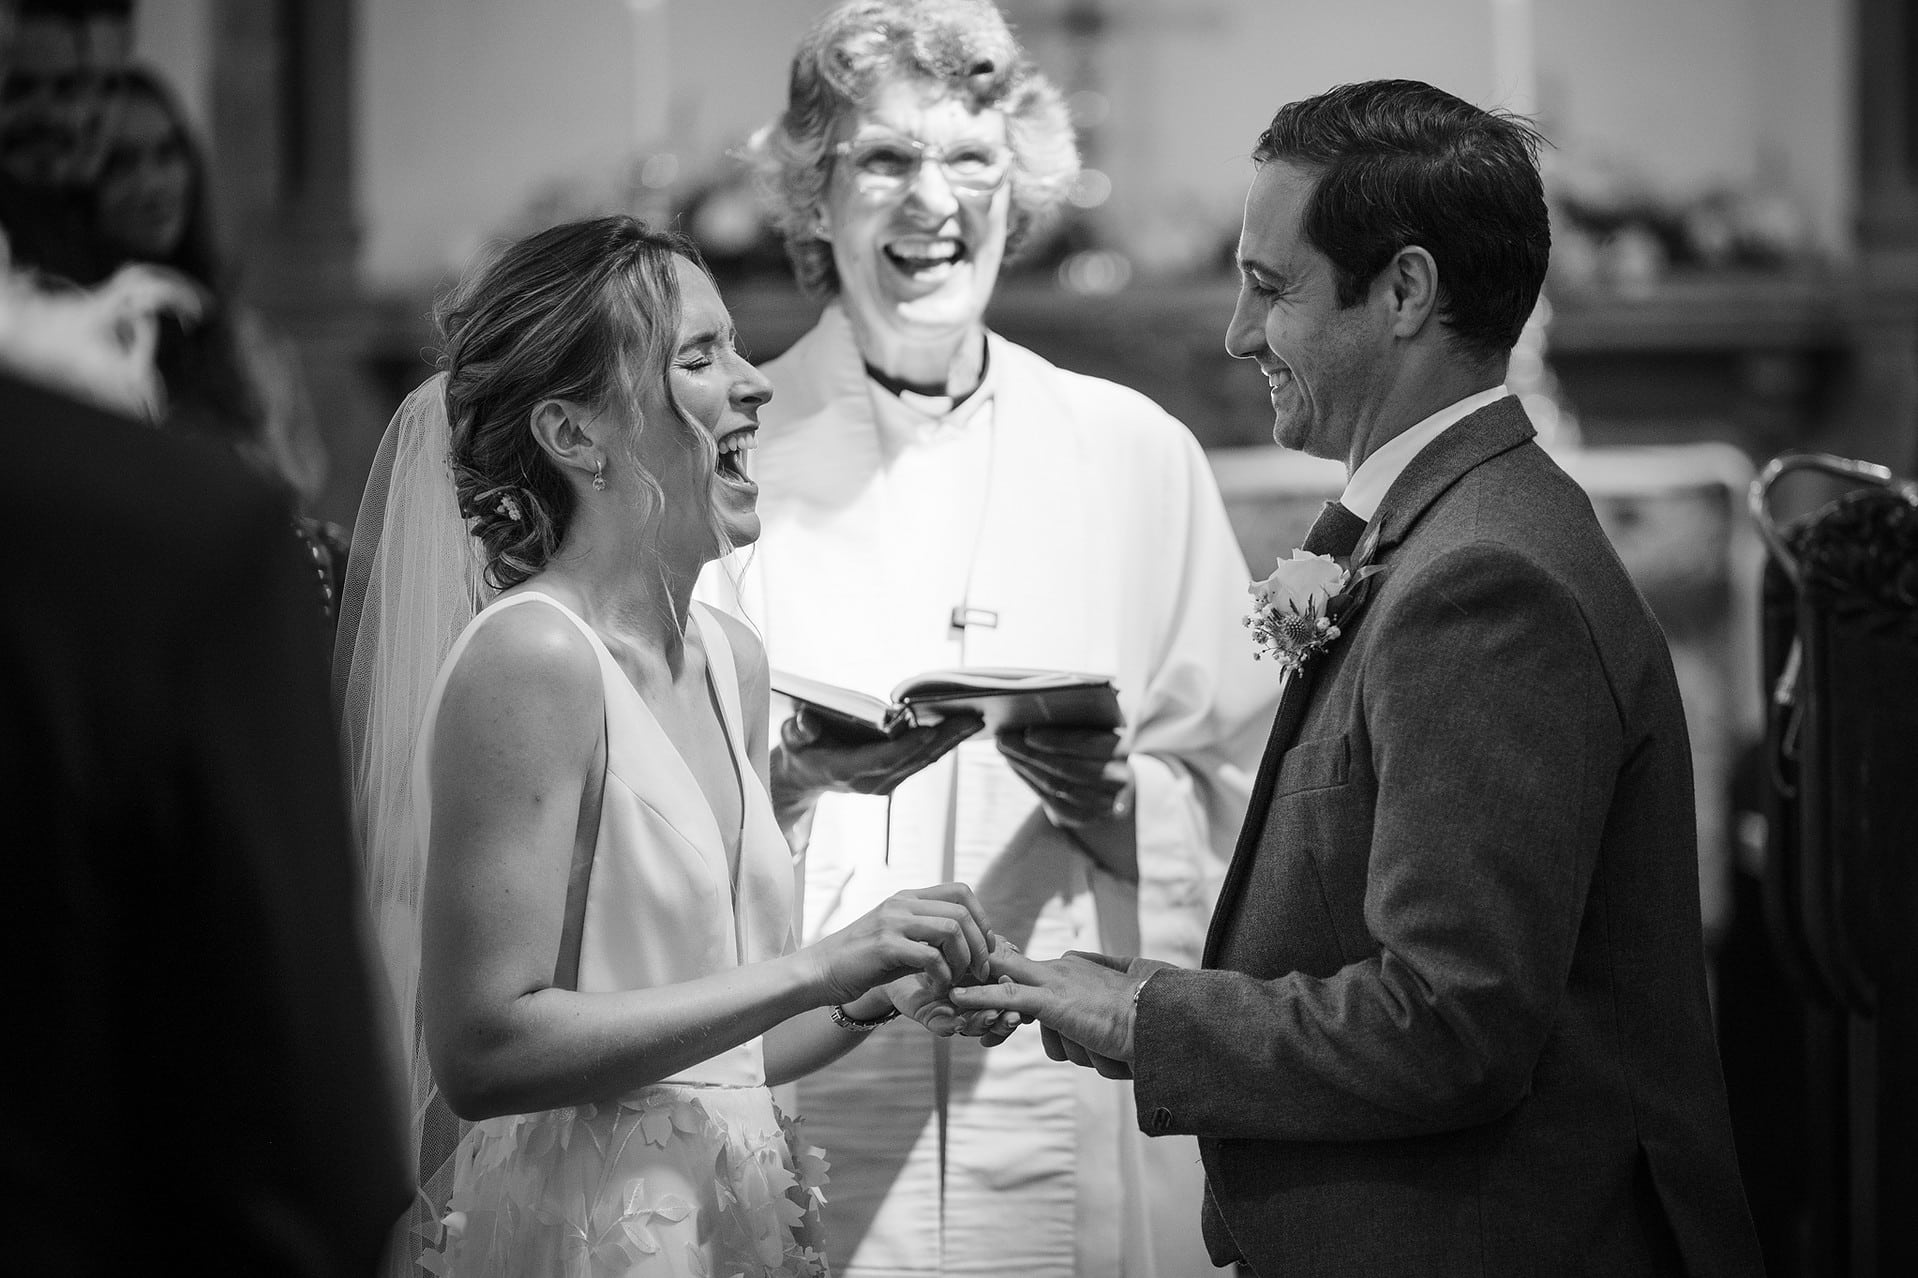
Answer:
[{"left": 122, "top": 0, "right": 1911, "bottom": 502}]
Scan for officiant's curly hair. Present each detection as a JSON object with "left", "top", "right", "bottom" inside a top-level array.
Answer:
[
  {"left": 756, "top": 0, "right": 1079, "bottom": 297},
  {"left": 436, "top": 216, "right": 726, "bottom": 590},
  {"left": 1254, "top": 79, "right": 1551, "bottom": 365}
]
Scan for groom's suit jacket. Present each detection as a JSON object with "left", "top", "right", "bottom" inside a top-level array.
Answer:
[{"left": 1132, "top": 399, "right": 1763, "bottom": 1277}]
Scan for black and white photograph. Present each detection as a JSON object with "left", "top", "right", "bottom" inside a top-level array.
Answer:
[{"left": 5, "top": 1, "right": 1914, "bottom": 1275}]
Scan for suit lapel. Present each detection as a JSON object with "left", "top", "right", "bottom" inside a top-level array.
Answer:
[
  {"left": 1201, "top": 397, "right": 1539, "bottom": 969},
  {"left": 1366, "top": 395, "right": 1536, "bottom": 559},
  {"left": 1204, "top": 661, "right": 1320, "bottom": 965}
]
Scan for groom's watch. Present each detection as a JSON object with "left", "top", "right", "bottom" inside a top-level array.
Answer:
[{"left": 829, "top": 1002, "right": 900, "bottom": 1033}]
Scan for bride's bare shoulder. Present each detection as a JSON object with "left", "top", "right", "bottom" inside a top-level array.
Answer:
[{"left": 443, "top": 593, "right": 600, "bottom": 720}]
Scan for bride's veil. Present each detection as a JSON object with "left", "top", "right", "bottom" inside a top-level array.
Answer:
[{"left": 333, "top": 371, "right": 485, "bottom": 1272}]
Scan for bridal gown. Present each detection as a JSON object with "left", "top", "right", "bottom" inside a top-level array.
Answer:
[{"left": 413, "top": 592, "right": 830, "bottom": 1278}]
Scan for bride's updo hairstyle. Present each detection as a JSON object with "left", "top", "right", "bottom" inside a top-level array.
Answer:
[{"left": 438, "top": 215, "right": 717, "bottom": 590}]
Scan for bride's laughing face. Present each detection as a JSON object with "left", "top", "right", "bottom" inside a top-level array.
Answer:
[{"left": 655, "top": 257, "right": 772, "bottom": 557}]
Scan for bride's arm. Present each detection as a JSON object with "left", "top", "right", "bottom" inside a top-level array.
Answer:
[
  {"left": 420, "top": 607, "right": 991, "bottom": 1122},
  {"left": 712, "top": 611, "right": 903, "bottom": 1084},
  {"left": 711, "top": 616, "right": 1010, "bottom": 1083}
]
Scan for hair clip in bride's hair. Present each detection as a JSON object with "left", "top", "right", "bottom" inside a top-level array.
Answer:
[{"left": 496, "top": 494, "right": 524, "bottom": 523}]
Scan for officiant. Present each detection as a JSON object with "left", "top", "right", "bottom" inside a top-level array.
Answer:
[{"left": 697, "top": 2, "right": 1276, "bottom": 1275}]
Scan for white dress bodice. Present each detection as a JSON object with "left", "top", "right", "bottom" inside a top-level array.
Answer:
[{"left": 411, "top": 591, "right": 827, "bottom": 1277}]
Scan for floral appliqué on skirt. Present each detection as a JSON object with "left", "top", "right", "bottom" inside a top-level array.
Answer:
[{"left": 425, "top": 1084, "right": 831, "bottom": 1277}]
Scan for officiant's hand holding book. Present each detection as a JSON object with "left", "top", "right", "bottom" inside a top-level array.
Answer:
[
  {"left": 768, "top": 668, "right": 1128, "bottom": 860},
  {"left": 772, "top": 704, "right": 984, "bottom": 816},
  {"left": 772, "top": 667, "right": 1123, "bottom": 742}
]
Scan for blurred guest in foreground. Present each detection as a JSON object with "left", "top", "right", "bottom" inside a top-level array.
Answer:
[
  {"left": 67, "top": 59, "right": 343, "bottom": 621},
  {"left": 3, "top": 4, "right": 341, "bottom": 622},
  {"left": 0, "top": 234, "right": 409, "bottom": 1274},
  {"left": 702, "top": 2, "right": 1276, "bottom": 1273},
  {"left": 0, "top": 0, "right": 129, "bottom": 282},
  {"left": 89, "top": 62, "right": 331, "bottom": 510}
]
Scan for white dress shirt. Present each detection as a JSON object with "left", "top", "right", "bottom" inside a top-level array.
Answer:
[{"left": 1340, "top": 385, "right": 1511, "bottom": 521}]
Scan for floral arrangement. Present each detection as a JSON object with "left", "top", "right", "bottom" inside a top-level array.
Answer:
[{"left": 1245, "top": 544, "right": 1383, "bottom": 674}]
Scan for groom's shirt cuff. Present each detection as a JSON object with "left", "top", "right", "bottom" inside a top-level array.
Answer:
[{"left": 1131, "top": 965, "right": 1203, "bottom": 1136}]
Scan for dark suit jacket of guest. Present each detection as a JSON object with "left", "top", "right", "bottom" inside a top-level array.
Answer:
[
  {"left": 0, "top": 372, "right": 408, "bottom": 1274},
  {"left": 1132, "top": 398, "right": 1763, "bottom": 1277}
]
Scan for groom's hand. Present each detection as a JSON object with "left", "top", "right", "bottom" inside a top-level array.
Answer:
[
  {"left": 884, "top": 933, "right": 1026, "bottom": 1046},
  {"left": 949, "top": 947, "right": 1171, "bottom": 1078},
  {"left": 883, "top": 973, "right": 1023, "bottom": 1046}
]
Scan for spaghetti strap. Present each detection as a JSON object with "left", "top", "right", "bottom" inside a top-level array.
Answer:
[{"left": 479, "top": 589, "right": 599, "bottom": 642}]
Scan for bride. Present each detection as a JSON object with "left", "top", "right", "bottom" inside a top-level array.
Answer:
[{"left": 336, "top": 216, "right": 1004, "bottom": 1277}]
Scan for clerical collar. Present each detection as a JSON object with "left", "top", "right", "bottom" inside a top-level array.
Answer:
[{"left": 863, "top": 343, "right": 991, "bottom": 410}]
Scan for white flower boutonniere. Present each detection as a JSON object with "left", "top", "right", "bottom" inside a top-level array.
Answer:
[{"left": 1244, "top": 538, "right": 1385, "bottom": 673}]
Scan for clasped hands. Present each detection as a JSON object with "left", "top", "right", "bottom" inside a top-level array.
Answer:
[
  {"left": 820, "top": 881, "right": 1169, "bottom": 1068},
  {"left": 786, "top": 706, "right": 1147, "bottom": 1047},
  {"left": 895, "top": 943, "right": 1173, "bottom": 1074},
  {"left": 814, "top": 881, "right": 1028, "bottom": 1045},
  {"left": 948, "top": 948, "right": 1173, "bottom": 1079}
]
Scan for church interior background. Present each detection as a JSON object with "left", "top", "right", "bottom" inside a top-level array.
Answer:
[{"left": 123, "top": 3, "right": 1918, "bottom": 1275}]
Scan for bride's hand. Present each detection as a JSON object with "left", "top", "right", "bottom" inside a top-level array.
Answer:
[
  {"left": 885, "top": 935, "right": 1026, "bottom": 1045},
  {"left": 805, "top": 883, "right": 994, "bottom": 1005}
]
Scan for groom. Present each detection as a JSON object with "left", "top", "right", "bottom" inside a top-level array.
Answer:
[{"left": 953, "top": 80, "right": 1764, "bottom": 1276}]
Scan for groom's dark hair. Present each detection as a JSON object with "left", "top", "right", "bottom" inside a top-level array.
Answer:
[{"left": 1254, "top": 79, "right": 1550, "bottom": 364}]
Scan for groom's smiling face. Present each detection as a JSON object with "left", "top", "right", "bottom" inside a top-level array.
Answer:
[{"left": 1226, "top": 160, "right": 1393, "bottom": 468}]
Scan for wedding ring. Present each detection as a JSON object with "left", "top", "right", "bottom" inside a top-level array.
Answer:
[{"left": 1110, "top": 785, "right": 1133, "bottom": 820}]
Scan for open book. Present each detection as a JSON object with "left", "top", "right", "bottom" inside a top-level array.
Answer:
[{"left": 772, "top": 667, "right": 1123, "bottom": 742}]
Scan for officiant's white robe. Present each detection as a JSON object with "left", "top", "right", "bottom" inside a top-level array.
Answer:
[{"left": 701, "top": 305, "right": 1275, "bottom": 1278}]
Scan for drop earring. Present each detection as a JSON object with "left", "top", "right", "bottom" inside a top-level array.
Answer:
[{"left": 592, "top": 458, "right": 606, "bottom": 492}]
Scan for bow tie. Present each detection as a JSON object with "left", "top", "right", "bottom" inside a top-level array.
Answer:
[{"left": 1301, "top": 500, "right": 1368, "bottom": 559}]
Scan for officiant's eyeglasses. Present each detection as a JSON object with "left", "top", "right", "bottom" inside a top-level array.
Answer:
[{"left": 832, "top": 136, "right": 1013, "bottom": 194}]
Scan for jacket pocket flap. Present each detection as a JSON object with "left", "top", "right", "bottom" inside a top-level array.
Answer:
[{"left": 1274, "top": 733, "right": 1349, "bottom": 797}]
